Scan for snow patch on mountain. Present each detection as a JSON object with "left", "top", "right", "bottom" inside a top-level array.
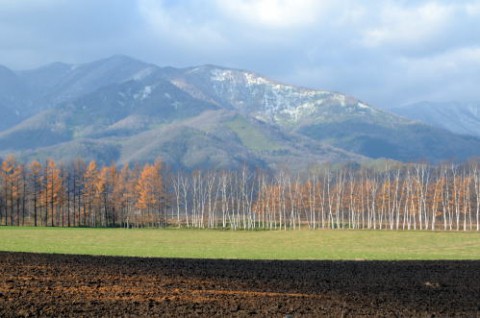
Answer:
[
  {"left": 206, "top": 67, "right": 363, "bottom": 124},
  {"left": 332, "top": 94, "right": 346, "bottom": 106},
  {"left": 170, "top": 65, "right": 387, "bottom": 127},
  {"left": 132, "top": 67, "right": 155, "bottom": 81},
  {"left": 244, "top": 72, "right": 271, "bottom": 86},
  {"left": 280, "top": 101, "right": 318, "bottom": 122},
  {"left": 210, "top": 69, "right": 236, "bottom": 82},
  {"left": 134, "top": 86, "right": 152, "bottom": 101}
]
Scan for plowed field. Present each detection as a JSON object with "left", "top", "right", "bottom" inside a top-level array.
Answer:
[{"left": 1, "top": 252, "right": 479, "bottom": 317}]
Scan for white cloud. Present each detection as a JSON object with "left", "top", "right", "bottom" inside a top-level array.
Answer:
[
  {"left": 361, "top": 2, "right": 453, "bottom": 49},
  {"left": 138, "top": 0, "right": 226, "bottom": 47},
  {"left": 466, "top": 2, "right": 480, "bottom": 16},
  {"left": 373, "top": 46, "right": 480, "bottom": 105},
  {"left": 214, "top": 0, "right": 332, "bottom": 29},
  {"left": 404, "top": 47, "right": 480, "bottom": 79}
]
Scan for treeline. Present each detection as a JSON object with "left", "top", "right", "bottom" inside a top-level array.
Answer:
[{"left": 1, "top": 155, "right": 480, "bottom": 231}]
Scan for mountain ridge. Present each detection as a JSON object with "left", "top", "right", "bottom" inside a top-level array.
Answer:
[
  {"left": 391, "top": 101, "right": 480, "bottom": 138},
  {"left": 1, "top": 56, "right": 480, "bottom": 169}
]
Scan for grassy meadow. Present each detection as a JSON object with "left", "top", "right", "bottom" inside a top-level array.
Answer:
[{"left": 0, "top": 227, "right": 479, "bottom": 260}]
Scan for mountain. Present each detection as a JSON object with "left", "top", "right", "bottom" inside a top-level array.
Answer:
[
  {"left": 1, "top": 56, "right": 480, "bottom": 169},
  {"left": 391, "top": 101, "right": 480, "bottom": 138},
  {"left": 0, "top": 55, "right": 156, "bottom": 130},
  {"left": 164, "top": 66, "right": 480, "bottom": 162},
  {"left": 0, "top": 65, "right": 29, "bottom": 130},
  {"left": 16, "top": 55, "right": 156, "bottom": 115},
  {"left": 0, "top": 61, "right": 362, "bottom": 170}
]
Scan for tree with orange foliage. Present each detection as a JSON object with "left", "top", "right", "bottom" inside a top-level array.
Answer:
[
  {"left": 11, "top": 163, "right": 25, "bottom": 226},
  {"left": 105, "top": 164, "right": 120, "bottom": 227},
  {"left": 115, "top": 165, "right": 131, "bottom": 228},
  {"left": 1, "top": 155, "right": 19, "bottom": 225},
  {"left": 135, "top": 161, "right": 163, "bottom": 226},
  {"left": 95, "top": 165, "right": 120, "bottom": 227},
  {"left": 29, "top": 161, "right": 43, "bottom": 226},
  {"left": 83, "top": 161, "right": 98, "bottom": 226},
  {"left": 43, "top": 159, "right": 64, "bottom": 227}
]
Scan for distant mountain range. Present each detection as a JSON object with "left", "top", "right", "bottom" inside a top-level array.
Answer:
[
  {"left": 390, "top": 101, "right": 480, "bottom": 138},
  {"left": 1, "top": 55, "right": 480, "bottom": 170}
]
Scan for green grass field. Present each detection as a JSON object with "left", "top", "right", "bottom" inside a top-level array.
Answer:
[{"left": 0, "top": 227, "right": 479, "bottom": 260}]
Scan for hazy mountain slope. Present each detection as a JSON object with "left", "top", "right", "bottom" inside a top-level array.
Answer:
[
  {"left": 0, "top": 65, "right": 30, "bottom": 128},
  {"left": 16, "top": 62, "right": 72, "bottom": 99},
  {"left": 15, "top": 55, "right": 157, "bottom": 113},
  {"left": 0, "top": 64, "right": 362, "bottom": 169},
  {"left": 0, "top": 65, "right": 27, "bottom": 104},
  {"left": 13, "top": 139, "right": 122, "bottom": 165},
  {"left": 0, "top": 73, "right": 219, "bottom": 151},
  {"left": 2, "top": 56, "right": 480, "bottom": 168},
  {"left": 0, "top": 56, "right": 159, "bottom": 130},
  {"left": 0, "top": 109, "right": 362, "bottom": 170},
  {"left": 0, "top": 103, "right": 21, "bottom": 131},
  {"left": 391, "top": 101, "right": 480, "bottom": 138}
]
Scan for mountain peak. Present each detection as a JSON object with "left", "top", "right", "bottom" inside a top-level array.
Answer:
[
  {"left": 100, "top": 54, "right": 146, "bottom": 65},
  {"left": 2, "top": 56, "right": 480, "bottom": 166},
  {"left": 173, "top": 63, "right": 377, "bottom": 126},
  {"left": 80, "top": 54, "right": 152, "bottom": 70},
  {"left": 0, "top": 64, "right": 17, "bottom": 77}
]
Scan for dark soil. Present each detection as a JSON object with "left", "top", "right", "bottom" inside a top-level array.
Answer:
[{"left": 0, "top": 252, "right": 479, "bottom": 317}]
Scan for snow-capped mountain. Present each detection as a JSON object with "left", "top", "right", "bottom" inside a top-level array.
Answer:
[
  {"left": 168, "top": 65, "right": 383, "bottom": 126},
  {"left": 0, "top": 55, "right": 480, "bottom": 169}
]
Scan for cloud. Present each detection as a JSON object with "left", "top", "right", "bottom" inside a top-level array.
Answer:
[
  {"left": 138, "top": 0, "right": 227, "bottom": 49},
  {"left": 214, "top": 0, "right": 332, "bottom": 29},
  {"left": 361, "top": 3, "right": 452, "bottom": 49},
  {"left": 0, "top": 0, "right": 480, "bottom": 107},
  {"left": 272, "top": 1, "right": 480, "bottom": 106},
  {"left": 397, "top": 47, "right": 480, "bottom": 103},
  {"left": 358, "top": 2, "right": 480, "bottom": 58},
  {"left": 0, "top": 0, "right": 141, "bottom": 67}
]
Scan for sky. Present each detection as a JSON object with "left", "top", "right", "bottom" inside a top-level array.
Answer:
[{"left": 0, "top": 0, "right": 479, "bottom": 108}]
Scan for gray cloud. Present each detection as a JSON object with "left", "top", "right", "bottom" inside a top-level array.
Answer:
[{"left": 0, "top": 0, "right": 479, "bottom": 107}]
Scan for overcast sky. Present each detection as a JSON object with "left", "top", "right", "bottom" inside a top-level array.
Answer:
[{"left": 0, "top": 0, "right": 479, "bottom": 108}]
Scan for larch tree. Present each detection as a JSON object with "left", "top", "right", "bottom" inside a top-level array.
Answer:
[
  {"left": 43, "top": 159, "right": 63, "bottom": 227},
  {"left": 135, "top": 161, "right": 163, "bottom": 226},
  {"left": 95, "top": 166, "right": 108, "bottom": 227},
  {"left": 1, "top": 155, "right": 18, "bottom": 225},
  {"left": 11, "top": 163, "right": 25, "bottom": 226},
  {"left": 83, "top": 161, "right": 98, "bottom": 227}
]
